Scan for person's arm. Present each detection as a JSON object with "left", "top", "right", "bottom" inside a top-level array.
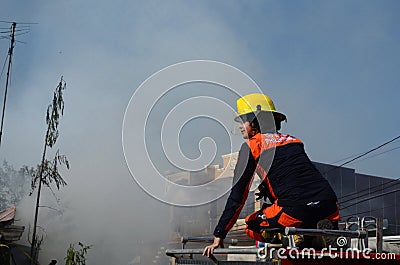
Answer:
[
  {"left": 203, "top": 143, "right": 256, "bottom": 256},
  {"left": 203, "top": 143, "right": 256, "bottom": 257},
  {"left": 213, "top": 143, "right": 257, "bottom": 238}
]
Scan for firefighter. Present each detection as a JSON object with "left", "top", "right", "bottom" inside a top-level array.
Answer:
[{"left": 203, "top": 93, "right": 340, "bottom": 257}]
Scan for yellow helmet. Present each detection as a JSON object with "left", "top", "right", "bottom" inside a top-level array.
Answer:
[{"left": 234, "top": 93, "right": 286, "bottom": 122}]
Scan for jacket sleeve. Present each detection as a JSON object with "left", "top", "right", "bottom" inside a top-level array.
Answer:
[{"left": 213, "top": 143, "right": 257, "bottom": 239}]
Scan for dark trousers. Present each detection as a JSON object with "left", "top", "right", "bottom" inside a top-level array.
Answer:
[{"left": 245, "top": 200, "right": 340, "bottom": 242}]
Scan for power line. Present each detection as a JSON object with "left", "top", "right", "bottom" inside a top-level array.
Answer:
[
  {"left": 0, "top": 20, "right": 38, "bottom": 25},
  {"left": 322, "top": 135, "right": 400, "bottom": 176},
  {"left": 340, "top": 203, "right": 397, "bottom": 219},
  {"left": 332, "top": 145, "right": 400, "bottom": 201},
  {"left": 1, "top": 29, "right": 29, "bottom": 34},
  {"left": 322, "top": 135, "right": 400, "bottom": 204},
  {"left": 0, "top": 36, "right": 27, "bottom": 44},
  {"left": 348, "top": 146, "right": 400, "bottom": 165},
  {"left": 339, "top": 178, "right": 400, "bottom": 205},
  {"left": 340, "top": 189, "right": 400, "bottom": 210},
  {"left": 14, "top": 31, "right": 31, "bottom": 37},
  {"left": 338, "top": 174, "right": 400, "bottom": 202},
  {"left": 330, "top": 152, "right": 365, "bottom": 165}
]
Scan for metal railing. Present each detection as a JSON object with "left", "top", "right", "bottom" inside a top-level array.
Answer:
[{"left": 167, "top": 216, "right": 386, "bottom": 264}]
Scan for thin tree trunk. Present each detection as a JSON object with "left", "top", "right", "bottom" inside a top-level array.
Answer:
[{"left": 30, "top": 121, "right": 51, "bottom": 264}]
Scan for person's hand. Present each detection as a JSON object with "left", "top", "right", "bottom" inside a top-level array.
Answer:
[
  {"left": 255, "top": 183, "right": 266, "bottom": 201},
  {"left": 202, "top": 237, "right": 224, "bottom": 257},
  {"left": 255, "top": 191, "right": 265, "bottom": 201}
]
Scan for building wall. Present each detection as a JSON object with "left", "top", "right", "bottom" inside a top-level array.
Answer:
[{"left": 314, "top": 162, "right": 400, "bottom": 235}]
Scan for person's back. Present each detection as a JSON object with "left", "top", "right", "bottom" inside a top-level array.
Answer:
[{"left": 251, "top": 132, "right": 337, "bottom": 207}]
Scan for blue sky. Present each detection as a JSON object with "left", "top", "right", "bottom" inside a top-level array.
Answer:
[
  {"left": 2, "top": 0, "right": 399, "bottom": 177},
  {"left": 1, "top": 0, "right": 400, "bottom": 264}
]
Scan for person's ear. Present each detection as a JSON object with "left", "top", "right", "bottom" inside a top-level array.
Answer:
[{"left": 251, "top": 125, "right": 259, "bottom": 134}]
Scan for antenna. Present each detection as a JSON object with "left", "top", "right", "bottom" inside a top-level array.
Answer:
[{"left": 0, "top": 22, "right": 16, "bottom": 148}]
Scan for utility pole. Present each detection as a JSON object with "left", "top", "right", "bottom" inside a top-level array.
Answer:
[{"left": 0, "top": 22, "right": 16, "bottom": 148}]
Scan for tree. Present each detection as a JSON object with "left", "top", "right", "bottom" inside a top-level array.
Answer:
[
  {"left": 29, "top": 77, "right": 69, "bottom": 264},
  {"left": 0, "top": 161, "right": 30, "bottom": 210},
  {"left": 64, "top": 242, "right": 91, "bottom": 265}
]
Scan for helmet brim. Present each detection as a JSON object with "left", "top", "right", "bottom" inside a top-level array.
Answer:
[{"left": 234, "top": 111, "right": 286, "bottom": 123}]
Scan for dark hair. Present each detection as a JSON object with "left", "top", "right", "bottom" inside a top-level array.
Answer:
[{"left": 241, "top": 113, "right": 282, "bottom": 133}]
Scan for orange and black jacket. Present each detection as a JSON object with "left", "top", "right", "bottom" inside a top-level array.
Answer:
[{"left": 213, "top": 133, "right": 337, "bottom": 239}]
